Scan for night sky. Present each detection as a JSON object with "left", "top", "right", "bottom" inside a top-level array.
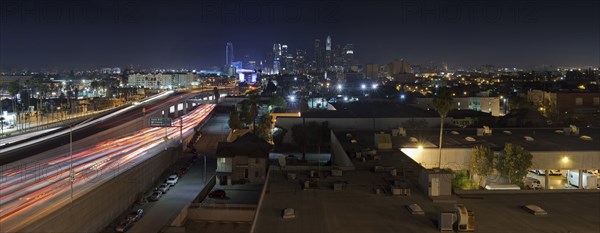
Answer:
[{"left": 0, "top": 0, "right": 599, "bottom": 70}]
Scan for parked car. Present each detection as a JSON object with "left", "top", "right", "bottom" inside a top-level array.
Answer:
[
  {"left": 156, "top": 184, "right": 170, "bottom": 194},
  {"left": 115, "top": 219, "right": 133, "bottom": 232},
  {"left": 166, "top": 175, "right": 179, "bottom": 186},
  {"left": 523, "top": 177, "right": 543, "bottom": 189},
  {"left": 149, "top": 191, "right": 162, "bottom": 201},
  {"left": 127, "top": 209, "right": 144, "bottom": 222},
  {"left": 529, "top": 170, "right": 546, "bottom": 176},
  {"left": 208, "top": 189, "right": 226, "bottom": 198},
  {"left": 549, "top": 170, "right": 562, "bottom": 176}
]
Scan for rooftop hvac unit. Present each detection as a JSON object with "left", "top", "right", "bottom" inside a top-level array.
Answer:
[
  {"left": 483, "top": 126, "right": 492, "bottom": 135},
  {"left": 455, "top": 204, "right": 475, "bottom": 232},
  {"left": 439, "top": 211, "right": 456, "bottom": 231},
  {"left": 570, "top": 125, "right": 579, "bottom": 135}
]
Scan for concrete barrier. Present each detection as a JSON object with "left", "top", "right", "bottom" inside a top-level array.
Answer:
[
  {"left": 454, "top": 188, "right": 600, "bottom": 195},
  {"left": 19, "top": 147, "right": 180, "bottom": 233}
]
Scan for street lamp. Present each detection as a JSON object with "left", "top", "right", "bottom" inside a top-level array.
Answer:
[{"left": 69, "top": 124, "right": 74, "bottom": 204}]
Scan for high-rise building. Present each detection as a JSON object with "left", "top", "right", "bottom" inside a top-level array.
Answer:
[
  {"left": 225, "top": 42, "right": 234, "bottom": 66},
  {"left": 324, "top": 36, "right": 333, "bottom": 69},
  {"left": 343, "top": 44, "right": 354, "bottom": 67},
  {"left": 387, "top": 59, "right": 412, "bottom": 75},
  {"left": 365, "top": 63, "right": 379, "bottom": 79},
  {"left": 295, "top": 49, "right": 306, "bottom": 72},
  {"left": 314, "top": 39, "right": 322, "bottom": 70},
  {"left": 273, "top": 44, "right": 282, "bottom": 74}
]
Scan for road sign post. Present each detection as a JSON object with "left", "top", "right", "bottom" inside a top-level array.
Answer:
[{"left": 150, "top": 118, "right": 172, "bottom": 127}]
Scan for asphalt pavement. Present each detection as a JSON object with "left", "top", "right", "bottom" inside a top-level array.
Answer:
[{"left": 112, "top": 113, "right": 231, "bottom": 233}]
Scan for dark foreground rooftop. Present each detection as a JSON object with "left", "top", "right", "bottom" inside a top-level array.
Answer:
[{"left": 254, "top": 169, "right": 600, "bottom": 233}]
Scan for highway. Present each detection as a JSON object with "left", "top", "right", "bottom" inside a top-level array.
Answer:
[
  {"left": 0, "top": 104, "right": 215, "bottom": 232},
  {"left": 0, "top": 87, "right": 228, "bottom": 165}
]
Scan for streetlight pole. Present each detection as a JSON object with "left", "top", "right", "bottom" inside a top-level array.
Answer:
[{"left": 69, "top": 125, "right": 74, "bottom": 204}]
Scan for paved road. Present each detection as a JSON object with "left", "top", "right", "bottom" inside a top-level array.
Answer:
[
  {"left": 125, "top": 113, "right": 230, "bottom": 233},
  {"left": 127, "top": 154, "right": 217, "bottom": 233}
]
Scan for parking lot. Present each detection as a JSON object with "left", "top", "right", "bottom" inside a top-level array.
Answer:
[{"left": 525, "top": 170, "right": 600, "bottom": 190}]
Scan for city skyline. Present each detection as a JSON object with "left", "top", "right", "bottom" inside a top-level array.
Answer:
[{"left": 0, "top": 0, "right": 599, "bottom": 70}]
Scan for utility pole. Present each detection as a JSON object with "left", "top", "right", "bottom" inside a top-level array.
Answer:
[{"left": 69, "top": 124, "right": 74, "bottom": 204}]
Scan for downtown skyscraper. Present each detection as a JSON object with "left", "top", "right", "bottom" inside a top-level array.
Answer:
[{"left": 225, "top": 42, "right": 234, "bottom": 66}]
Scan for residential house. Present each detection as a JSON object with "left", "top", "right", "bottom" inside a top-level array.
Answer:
[{"left": 215, "top": 133, "right": 272, "bottom": 185}]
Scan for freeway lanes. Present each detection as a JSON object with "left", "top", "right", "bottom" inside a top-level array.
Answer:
[
  {"left": 0, "top": 104, "right": 215, "bottom": 232},
  {"left": 0, "top": 88, "right": 217, "bottom": 165}
]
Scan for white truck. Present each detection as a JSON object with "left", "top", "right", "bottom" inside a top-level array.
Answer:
[
  {"left": 567, "top": 170, "right": 598, "bottom": 189},
  {"left": 522, "top": 177, "right": 543, "bottom": 189}
]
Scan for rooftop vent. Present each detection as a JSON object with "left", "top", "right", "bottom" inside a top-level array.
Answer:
[
  {"left": 563, "top": 125, "right": 580, "bottom": 135},
  {"left": 392, "top": 128, "right": 406, "bottom": 137},
  {"left": 477, "top": 126, "right": 492, "bottom": 136},
  {"left": 524, "top": 136, "right": 535, "bottom": 141},
  {"left": 465, "top": 137, "right": 476, "bottom": 142},
  {"left": 580, "top": 135, "right": 592, "bottom": 141}
]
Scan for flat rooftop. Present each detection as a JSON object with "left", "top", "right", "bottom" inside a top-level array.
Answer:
[
  {"left": 253, "top": 169, "right": 600, "bottom": 233},
  {"left": 336, "top": 127, "right": 600, "bottom": 152},
  {"left": 302, "top": 101, "right": 438, "bottom": 118}
]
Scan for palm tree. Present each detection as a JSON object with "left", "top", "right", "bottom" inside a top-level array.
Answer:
[
  {"left": 433, "top": 89, "right": 454, "bottom": 168},
  {"left": 8, "top": 81, "right": 20, "bottom": 130},
  {"left": 0, "top": 116, "right": 5, "bottom": 135},
  {"left": 248, "top": 94, "right": 260, "bottom": 133}
]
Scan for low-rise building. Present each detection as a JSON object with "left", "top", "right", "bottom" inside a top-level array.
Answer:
[
  {"left": 215, "top": 133, "right": 272, "bottom": 185},
  {"left": 415, "top": 96, "right": 501, "bottom": 116},
  {"left": 127, "top": 72, "right": 196, "bottom": 89}
]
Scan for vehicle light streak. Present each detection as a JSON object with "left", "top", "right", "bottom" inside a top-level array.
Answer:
[{"left": 0, "top": 104, "right": 215, "bottom": 230}]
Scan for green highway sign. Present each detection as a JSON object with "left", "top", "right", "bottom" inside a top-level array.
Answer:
[{"left": 149, "top": 118, "right": 172, "bottom": 127}]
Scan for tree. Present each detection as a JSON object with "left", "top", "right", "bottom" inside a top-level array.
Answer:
[
  {"left": 228, "top": 110, "right": 243, "bottom": 130},
  {"left": 470, "top": 145, "right": 495, "bottom": 186},
  {"left": 268, "top": 95, "right": 287, "bottom": 111},
  {"left": 256, "top": 113, "right": 273, "bottom": 141},
  {"left": 272, "top": 125, "right": 287, "bottom": 148},
  {"left": 300, "top": 97, "right": 309, "bottom": 113},
  {"left": 265, "top": 79, "right": 277, "bottom": 95},
  {"left": 451, "top": 169, "right": 478, "bottom": 190},
  {"left": 291, "top": 124, "right": 306, "bottom": 159},
  {"left": 213, "top": 87, "right": 220, "bottom": 103},
  {"left": 497, "top": 143, "right": 532, "bottom": 185},
  {"left": 91, "top": 80, "right": 99, "bottom": 95},
  {"left": 0, "top": 116, "right": 5, "bottom": 134},
  {"left": 248, "top": 94, "right": 260, "bottom": 132},
  {"left": 433, "top": 89, "right": 454, "bottom": 168},
  {"left": 8, "top": 81, "right": 20, "bottom": 129},
  {"left": 291, "top": 121, "right": 324, "bottom": 160}
]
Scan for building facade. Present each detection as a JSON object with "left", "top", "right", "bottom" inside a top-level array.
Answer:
[
  {"left": 216, "top": 133, "right": 272, "bottom": 185},
  {"left": 415, "top": 96, "right": 502, "bottom": 116},
  {"left": 127, "top": 73, "right": 196, "bottom": 89}
]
